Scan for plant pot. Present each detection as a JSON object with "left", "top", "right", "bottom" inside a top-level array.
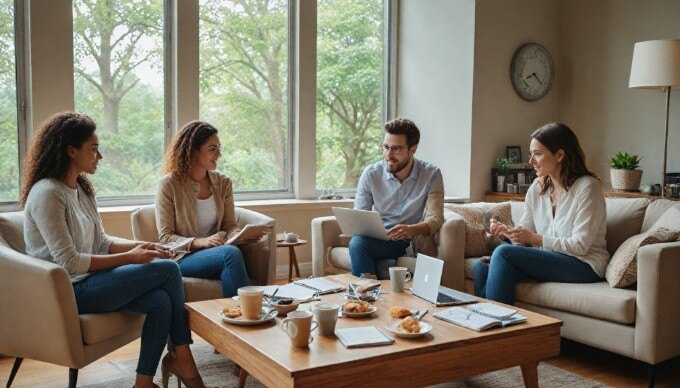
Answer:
[
  {"left": 496, "top": 175, "right": 506, "bottom": 192},
  {"left": 610, "top": 169, "right": 643, "bottom": 191}
]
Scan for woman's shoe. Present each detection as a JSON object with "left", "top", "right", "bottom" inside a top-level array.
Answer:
[{"left": 160, "top": 353, "right": 206, "bottom": 388}]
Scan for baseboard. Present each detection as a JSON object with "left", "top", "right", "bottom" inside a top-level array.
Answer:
[{"left": 275, "top": 262, "right": 313, "bottom": 280}]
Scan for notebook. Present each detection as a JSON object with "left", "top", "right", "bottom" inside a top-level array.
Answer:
[
  {"left": 294, "top": 278, "right": 345, "bottom": 294},
  {"left": 335, "top": 326, "right": 395, "bottom": 348},
  {"left": 433, "top": 303, "right": 527, "bottom": 331}
]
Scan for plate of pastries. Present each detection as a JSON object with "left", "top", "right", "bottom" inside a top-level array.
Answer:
[
  {"left": 342, "top": 300, "right": 377, "bottom": 318},
  {"left": 385, "top": 306, "right": 432, "bottom": 338}
]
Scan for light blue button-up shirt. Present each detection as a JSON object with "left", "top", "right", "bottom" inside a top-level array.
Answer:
[{"left": 354, "top": 158, "right": 444, "bottom": 230}]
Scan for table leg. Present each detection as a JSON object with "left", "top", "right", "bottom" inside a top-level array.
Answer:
[
  {"left": 288, "top": 248, "right": 293, "bottom": 282},
  {"left": 238, "top": 368, "right": 248, "bottom": 388},
  {"left": 520, "top": 361, "right": 539, "bottom": 388},
  {"left": 290, "top": 246, "right": 301, "bottom": 279}
]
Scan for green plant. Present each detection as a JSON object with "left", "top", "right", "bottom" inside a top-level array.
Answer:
[
  {"left": 609, "top": 151, "right": 641, "bottom": 170},
  {"left": 496, "top": 158, "right": 512, "bottom": 174}
]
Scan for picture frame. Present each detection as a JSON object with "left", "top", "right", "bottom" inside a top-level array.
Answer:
[{"left": 506, "top": 146, "right": 522, "bottom": 163}]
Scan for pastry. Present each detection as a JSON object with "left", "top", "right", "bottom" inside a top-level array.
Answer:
[
  {"left": 390, "top": 306, "right": 412, "bottom": 318},
  {"left": 222, "top": 306, "right": 242, "bottom": 318},
  {"left": 398, "top": 316, "right": 420, "bottom": 333},
  {"left": 343, "top": 300, "right": 372, "bottom": 313}
]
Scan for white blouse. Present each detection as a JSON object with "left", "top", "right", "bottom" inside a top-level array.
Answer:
[
  {"left": 517, "top": 175, "right": 610, "bottom": 277},
  {"left": 196, "top": 195, "right": 218, "bottom": 238}
]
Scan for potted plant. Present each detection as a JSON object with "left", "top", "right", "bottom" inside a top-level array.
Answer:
[
  {"left": 609, "top": 151, "right": 643, "bottom": 191},
  {"left": 495, "top": 158, "right": 511, "bottom": 192}
]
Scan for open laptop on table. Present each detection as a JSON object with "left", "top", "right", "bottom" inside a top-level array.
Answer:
[
  {"left": 332, "top": 207, "right": 389, "bottom": 240},
  {"left": 412, "top": 253, "right": 477, "bottom": 306}
]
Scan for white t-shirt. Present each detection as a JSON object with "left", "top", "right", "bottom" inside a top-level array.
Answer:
[
  {"left": 65, "top": 188, "right": 95, "bottom": 257},
  {"left": 196, "top": 195, "right": 218, "bottom": 237}
]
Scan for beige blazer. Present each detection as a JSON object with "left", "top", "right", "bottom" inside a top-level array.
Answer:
[{"left": 155, "top": 170, "right": 239, "bottom": 247}]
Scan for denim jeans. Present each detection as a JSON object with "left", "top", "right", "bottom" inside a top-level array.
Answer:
[
  {"left": 178, "top": 245, "right": 250, "bottom": 297},
  {"left": 472, "top": 244, "right": 601, "bottom": 305},
  {"left": 349, "top": 236, "right": 410, "bottom": 279},
  {"left": 72, "top": 260, "right": 191, "bottom": 376}
]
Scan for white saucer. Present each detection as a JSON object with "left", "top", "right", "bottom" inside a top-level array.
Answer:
[
  {"left": 218, "top": 308, "right": 277, "bottom": 325},
  {"left": 343, "top": 305, "right": 378, "bottom": 318},
  {"left": 385, "top": 321, "right": 432, "bottom": 338}
]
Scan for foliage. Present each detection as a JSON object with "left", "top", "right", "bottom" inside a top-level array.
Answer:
[
  {"left": 0, "top": 0, "right": 18, "bottom": 202},
  {"left": 609, "top": 151, "right": 641, "bottom": 170},
  {"left": 496, "top": 158, "right": 512, "bottom": 174}
]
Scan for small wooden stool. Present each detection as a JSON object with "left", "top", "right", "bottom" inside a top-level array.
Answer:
[{"left": 277, "top": 239, "right": 308, "bottom": 282}]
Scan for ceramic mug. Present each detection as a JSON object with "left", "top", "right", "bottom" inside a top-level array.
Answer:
[
  {"left": 281, "top": 311, "right": 318, "bottom": 347},
  {"left": 313, "top": 303, "right": 340, "bottom": 336},
  {"left": 238, "top": 286, "right": 264, "bottom": 320},
  {"left": 389, "top": 267, "right": 413, "bottom": 293},
  {"left": 284, "top": 232, "right": 299, "bottom": 243}
]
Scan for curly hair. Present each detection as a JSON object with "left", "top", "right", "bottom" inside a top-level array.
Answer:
[
  {"left": 531, "top": 122, "right": 600, "bottom": 195},
  {"left": 20, "top": 112, "right": 97, "bottom": 207},
  {"left": 163, "top": 121, "right": 219, "bottom": 179},
  {"left": 384, "top": 118, "right": 420, "bottom": 147}
]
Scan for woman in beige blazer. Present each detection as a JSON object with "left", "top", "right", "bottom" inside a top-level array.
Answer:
[{"left": 156, "top": 121, "right": 263, "bottom": 298}]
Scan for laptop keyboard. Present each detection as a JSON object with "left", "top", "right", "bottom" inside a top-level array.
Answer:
[{"left": 436, "top": 292, "right": 461, "bottom": 304}]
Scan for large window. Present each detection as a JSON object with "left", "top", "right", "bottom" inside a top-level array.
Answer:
[
  {"left": 73, "top": 0, "right": 165, "bottom": 197},
  {"left": 199, "top": 0, "right": 290, "bottom": 193},
  {"left": 0, "top": 0, "right": 18, "bottom": 202},
  {"left": 316, "top": 0, "right": 385, "bottom": 190}
]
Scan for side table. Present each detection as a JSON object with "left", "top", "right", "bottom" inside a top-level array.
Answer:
[{"left": 276, "top": 239, "right": 308, "bottom": 282}]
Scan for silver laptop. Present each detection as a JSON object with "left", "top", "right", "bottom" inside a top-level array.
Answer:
[
  {"left": 412, "top": 253, "right": 477, "bottom": 306},
  {"left": 332, "top": 207, "right": 389, "bottom": 241}
]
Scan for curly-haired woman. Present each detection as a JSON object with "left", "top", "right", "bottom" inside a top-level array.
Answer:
[
  {"left": 21, "top": 112, "right": 205, "bottom": 388},
  {"left": 472, "top": 122, "right": 607, "bottom": 305},
  {"left": 155, "top": 121, "right": 263, "bottom": 298}
]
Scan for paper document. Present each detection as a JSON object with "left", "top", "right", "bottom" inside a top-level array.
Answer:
[
  {"left": 294, "top": 278, "right": 345, "bottom": 294},
  {"left": 335, "top": 326, "right": 394, "bottom": 348},
  {"left": 226, "top": 224, "right": 272, "bottom": 245},
  {"left": 434, "top": 305, "right": 527, "bottom": 331}
]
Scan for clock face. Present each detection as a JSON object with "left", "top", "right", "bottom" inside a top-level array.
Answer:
[{"left": 510, "top": 43, "right": 554, "bottom": 101}]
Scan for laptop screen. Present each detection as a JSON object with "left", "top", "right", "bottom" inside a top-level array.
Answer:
[{"left": 411, "top": 254, "right": 444, "bottom": 303}]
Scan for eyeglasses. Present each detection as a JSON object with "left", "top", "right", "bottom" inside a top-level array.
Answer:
[{"left": 380, "top": 144, "right": 407, "bottom": 154}]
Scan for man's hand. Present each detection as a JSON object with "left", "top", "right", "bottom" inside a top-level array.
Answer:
[
  {"left": 506, "top": 226, "right": 542, "bottom": 247},
  {"left": 386, "top": 224, "right": 414, "bottom": 240},
  {"left": 192, "top": 233, "right": 227, "bottom": 250}
]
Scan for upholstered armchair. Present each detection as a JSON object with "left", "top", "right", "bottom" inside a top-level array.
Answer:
[
  {"left": 131, "top": 204, "right": 277, "bottom": 301},
  {"left": 311, "top": 210, "right": 465, "bottom": 290},
  {"left": 0, "top": 211, "right": 145, "bottom": 387}
]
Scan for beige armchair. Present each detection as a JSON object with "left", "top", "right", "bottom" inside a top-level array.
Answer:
[
  {"left": 0, "top": 211, "right": 144, "bottom": 387},
  {"left": 311, "top": 210, "right": 465, "bottom": 290},
  {"left": 131, "top": 204, "right": 277, "bottom": 301}
]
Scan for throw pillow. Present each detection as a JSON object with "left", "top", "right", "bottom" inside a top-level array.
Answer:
[
  {"left": 483, "top": 202, "right": 513, "bottom": 253},
  {"left": 606, "top": 227, "right": 680, "bottom": 288},
  {"left": 648, "top": 205, "right": 680, "bottom": 234},
  {"left": 445, "top": 204, "right": 487, "bottom": 257}
]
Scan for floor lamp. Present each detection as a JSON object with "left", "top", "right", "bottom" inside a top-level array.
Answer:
[{"left": 629, "top": 39, "right": 680, "bottom": 198}]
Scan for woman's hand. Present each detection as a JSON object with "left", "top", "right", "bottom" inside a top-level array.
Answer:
[
  {"left": 489, "top": 218, "right": 509, "bottom": 237},
  {"left": 192, "top": 233, "right": 227, "bottom": 250},
  {"left": 506, "top": 226, "right": 542, "bottom": 247},
  {"left": 387, "top": 224, "right": 414, "bottom": 240},
  {"left": 127, "top": 243, "right": 171, "bottom": 264}
]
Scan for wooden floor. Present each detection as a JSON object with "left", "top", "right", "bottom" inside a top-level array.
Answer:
[{"left": 1, "top": 337, "right": 678, "bottom": 387}]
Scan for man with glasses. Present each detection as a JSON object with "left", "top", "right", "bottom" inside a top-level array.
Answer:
[{"left": 350, "top": 118, "right": 444, "bottom": 279}]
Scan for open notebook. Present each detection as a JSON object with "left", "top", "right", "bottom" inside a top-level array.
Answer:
[{"left": 433, "top": 303, "right": 527, "bottom": 331}]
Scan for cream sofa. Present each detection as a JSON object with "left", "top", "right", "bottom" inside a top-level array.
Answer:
[
  {"left": 311, "top": 211, "right": 465, "bottom": 289},
  {"left": 457, "top": 198, "right": 680, "bottom": 383},
  {"left": 0, "top": 206, "right": 275, "bottom": 387}
]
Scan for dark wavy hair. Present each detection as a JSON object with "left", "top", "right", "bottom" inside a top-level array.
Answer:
[
  {"left": 531, "top": 122, "right": 600, "bottom": 195},
  {"left": 163, "top": 121, "right": 219, "bottom": 179},
  {"left": 20, "top": 112, "right": 97, "bottom": 207},
  {"left": 384, "top": 118, "right": 420, "bottom": 147}
]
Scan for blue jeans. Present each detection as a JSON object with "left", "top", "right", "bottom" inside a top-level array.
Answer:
[
  {"left": 472, "top": 244, "right": 601, "bottom": 305},
  {"left": 72, "top": 260, "right": 191, "bottom": 376},
  {"left": 178, "top": 245, "right": 250, "bottom": 297},
  {"left": 349, "top": 236, "right": 410, "bottom": 279}
]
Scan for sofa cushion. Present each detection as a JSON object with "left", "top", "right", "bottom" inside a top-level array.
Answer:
[
  {"left": 604, "top": 198, "right": 650, "bottom": 255},
  {"left": 80, "top": 311, "right": 144, "bottom": 345},
  {"left": 641, "top": 199, "right": 680, "bottom": 233},
  {"left": 445, "top": 204, "right": 487, "bottom": 257},
  {"left": 183, "top": 277, "right": 222, "bottom": 302},
  {"left": 328, "top": 247, "right": 413, "bottom": 273},
  {"left": 0, "top": 211, "right": 26, "bottom": 253},
  {"left": 606, "top": 227, "right": 680, "bottom": 288},
  {"left": 509, "top": 202, "right": 525, "bottom": 225},
  {"left": 465, "top": 257, "right": 637, "bottom": 324}
]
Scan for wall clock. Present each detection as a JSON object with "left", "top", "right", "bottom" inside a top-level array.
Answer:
[{"left": 510, "top": 43, "right": 554, "bottom": 101}]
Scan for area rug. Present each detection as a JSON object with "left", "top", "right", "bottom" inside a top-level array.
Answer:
[{"left": 85, "top": 341, "right": 609, "bottom": 387}]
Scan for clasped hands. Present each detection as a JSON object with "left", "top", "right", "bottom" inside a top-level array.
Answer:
[{"left": 490, "top": 218, "right": 540, "bottom": 247}]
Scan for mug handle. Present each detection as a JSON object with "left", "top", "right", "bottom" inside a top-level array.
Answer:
[
  {"left": 310, "top": 320, "right": 318, "bottom": 332},
  {"left": 404, "top": 272, "right": 413, "bottom": 283},
  {"left": 281, "top": 319, "right": 298, "bottom": 339}
]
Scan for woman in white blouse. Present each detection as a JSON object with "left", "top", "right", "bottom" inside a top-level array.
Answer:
[{"left": 472, "top": 122, "right": 608, "bottom": 304}]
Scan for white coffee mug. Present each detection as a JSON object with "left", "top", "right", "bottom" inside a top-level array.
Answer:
[
  {"left": 281, "top": 310, "right": 318, "bottom": 347},
  {"left": 284, "top": 232, "right": 299, "bottom": 243},
  {"left": 313, "top": 303, "right": 340, "bottom": 336},
  {"left": 389, "top": 267, "right": 413, "bottom": 293},
  {"left": 237, "top": 286, "right": 264, "bottom": 320}
]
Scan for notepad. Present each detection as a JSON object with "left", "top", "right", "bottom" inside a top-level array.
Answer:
[
  {"left": 226, "top": 224, "right": 272, "bottom": 245},
  {"left": 335, "top": 326, "right": 395, "bottom": 348},
  {"left": 294, "top": 278, "right": 345, "bottom": 294},
  {"left": 433, "top": 305, "right": 527, "bottom": 332}
]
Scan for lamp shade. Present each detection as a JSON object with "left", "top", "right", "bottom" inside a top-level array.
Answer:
[{"left": 629, "top": 39, "right": 680, "bottom": 89}]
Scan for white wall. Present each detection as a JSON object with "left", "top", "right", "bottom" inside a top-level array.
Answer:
[
  {"left": 396, "top": 0, "right": 475, "bottom": 198},
  {"left": 559, "top": 0, "right": 680, "bottom": 186}
]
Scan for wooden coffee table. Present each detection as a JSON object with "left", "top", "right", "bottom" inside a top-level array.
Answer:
[{"left": 186, "top": 274, "right": 561, "bottom": 387}]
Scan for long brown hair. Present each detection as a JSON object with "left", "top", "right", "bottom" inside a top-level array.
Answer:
[
  {"left": 531, "top": 122, "right": 600, "bottom": 195},
  {"left": 20, "top": 112, "right": 97, "bottom": 207},
  {"left": 163, "top": 121, "right": 218, "bottom": 179}
]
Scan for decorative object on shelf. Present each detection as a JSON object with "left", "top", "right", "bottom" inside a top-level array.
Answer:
[
  {"left": 495, "top": 158, "right": 511, "bottom": 191},
  {"left": 510, "top": 43, "right": 554, "bottom": 101},
  {"left": 609, "top": 151, "right": 643, "bottom": 192},
  {"left": 629, "top": 39, "right": 680, "bottom": 198},
  {"left": 506, "top": 146, "right": 522, "bottom": 163}
]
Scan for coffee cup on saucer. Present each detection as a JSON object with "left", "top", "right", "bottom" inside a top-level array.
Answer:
[{"left": 237, "top": 286, "right": 264, "bottom": 320}]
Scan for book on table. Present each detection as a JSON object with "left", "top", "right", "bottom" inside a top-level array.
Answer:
[
  {"left": 433, "top": 302, "right": 527, "bottom": 331},
  {"left": 335, "top": 326, "right": 395, "bottom": 348},
  {"left": 293, "top": 277, "right": 345, "bottom": 294}
]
